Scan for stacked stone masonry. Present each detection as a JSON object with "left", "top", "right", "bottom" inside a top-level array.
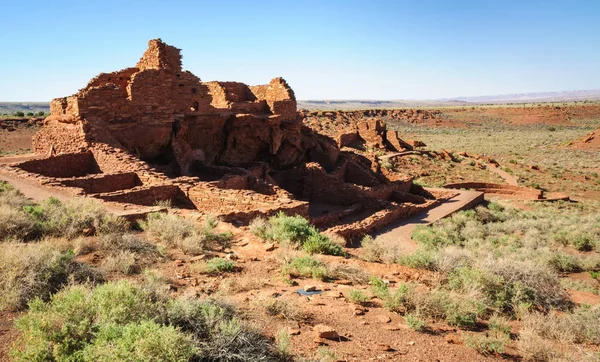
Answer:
[{"left": 5, "top": 39, "right": 440, "bottom": 239}]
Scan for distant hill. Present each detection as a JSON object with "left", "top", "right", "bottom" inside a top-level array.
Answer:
[
  {"left": 439, "top": 89, "right": 600, "bottom": 104},
  {"left": 299, "top": 90, "right": 600, "bottom": 110},
  {"left": 0, "top": 102, "right": 50, "bottom": 115},
  {"left": 4, "top": 89, "right": 600, "bottom": 113}
]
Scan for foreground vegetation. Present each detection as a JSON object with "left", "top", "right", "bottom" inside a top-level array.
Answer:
[
  {"left": 0, "top": 182, "right": 285, "bottom": 361},
  {"left": 362, "top": 200, "right": 600, "bottom": 359}
]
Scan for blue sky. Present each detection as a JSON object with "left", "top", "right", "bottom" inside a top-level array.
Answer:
[{"left": 1, "top": 0, "right": 599, "bottom": 101}]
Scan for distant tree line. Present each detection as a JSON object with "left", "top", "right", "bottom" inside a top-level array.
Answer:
[{"left": 1, "top": 111, "right": 48, "bottom": 117}]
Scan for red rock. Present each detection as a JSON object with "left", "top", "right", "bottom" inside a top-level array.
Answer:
[{"left": 313, "top": 324, "right": 339, "bottom": 340}]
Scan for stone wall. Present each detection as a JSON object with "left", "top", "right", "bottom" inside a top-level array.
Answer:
[
  {"left": 35, "top": 39, "right": 307, "bottom": 172},
  {"left": 16, "top": 151, "right": 100, "bottom": 178},
  {"left": 59, "top": 172, "right": 141, "bottom": 194}
]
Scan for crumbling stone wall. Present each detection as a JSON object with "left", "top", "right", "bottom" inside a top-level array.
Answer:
[{"left": 34, "top": 39, "right": 308, "bottom": 172}]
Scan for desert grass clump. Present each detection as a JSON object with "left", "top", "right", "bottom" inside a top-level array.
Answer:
[
  {"left": 282, "top": 256, "right": 328, "bottom": 280},
  {"left": 141, "top": 211, "right": 232, "bottom": 255},
  {"left": 370, "top": 277, "right": 416, "bottom": 313},
  {"left": 101, "top": 250, "right": 138, "bottom": 275},
  {"left": 327, "top": 263, "right": 370, "bottom": 284},
  {"left": 262, "top": 298, "right": 305, "bottom": 321},
  {"left": 347, "top": 289, "right": 369, "bottom": 305},
  {"left": 404, "top": 313, "right": 426, "bottom": 331},
  {"left": 547, "top": 252, "right": 583, "bottom": 273},
  {"left": 0, "top": 242, "right": 101, "bottom": 311},
  {"left": 24, "top": 197, "right": 129, "bottom": 238},
  {"left": 204, "top": 257, "right": 236, "bottom": 274},
  {"left": 98, "top": 233, "right": 161, "bottom": 274},
  {"left": 447, "top": 258, "right": 570, "bottom": 316},
  {"left": 361, "top": 235, "right": 403, "bottom": 263},
  {"left": 250, "top": 212, "right": 345, "bottom": 256}
]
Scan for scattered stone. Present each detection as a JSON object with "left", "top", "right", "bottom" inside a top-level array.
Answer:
[
  {"left": 407, "top": 341, "right": 415, "bottom": 346},
  {"left": 304, "top": 285, "right": 317, "bottom": 292},
  {"left": 336, "top": 279, "right": 353, "bottom": 285},
  {"left": 313, "top": 324, "right": 339, "bottom": 340},
  {"left": 377, "top": 315, "right": 391, "bottom": 323},
  {"left": 376, "top": 343, "right": 394, "bottom": 352},
  {"left": 351, "top": 305, "right": 366, "bottom": 316},
  {"left": 288, "top": 327, "right": 301, "bottom": 336},
  {"left": 264, "top": 243, "right": 276, "bottom": 252}
]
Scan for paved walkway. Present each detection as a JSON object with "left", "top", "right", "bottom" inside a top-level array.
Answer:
[{"left": 371, "top": 189, "right": 484, "bottom": 253}]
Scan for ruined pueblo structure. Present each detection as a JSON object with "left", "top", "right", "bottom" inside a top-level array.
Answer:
[{"left": 1, "top": 39, "right": 451, "bottom": 241}]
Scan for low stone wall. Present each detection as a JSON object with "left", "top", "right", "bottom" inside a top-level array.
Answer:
[
  {"left": 15, "top": 151, "right": 100, "bottom": 178},
  {"left": 326, "top": 199, "right": 439, "bottom": 242},
  {"left": 443, "top": 182, "right": 542, "bottom": 199},
  {"left": 187, "top": 183, "right": 308, "bottom": 224},
  {"left": 59, "top": 172, "right": 142, "bottom": 194},
  {"left": 94, "top": 185, "right": 181, "bottom": 206}
]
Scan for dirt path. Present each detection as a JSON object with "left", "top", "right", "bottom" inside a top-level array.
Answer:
[
  {"left": 371, "top": 189, "right": 484, "bottom": 253},
  {"left": 488, "top": 165, "right": 519, "bottom": 186},
  {"left": 0, "top": 169, "right": 162, "bottom": 220}
]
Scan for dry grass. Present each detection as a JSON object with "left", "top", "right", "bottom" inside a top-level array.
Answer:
[{"left": 0, "top": 242, "right": 101, "bottom": 311}]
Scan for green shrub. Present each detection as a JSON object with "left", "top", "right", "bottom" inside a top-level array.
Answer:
[
  {"left": 303, "top": 232, "right": 344, "bottom": 256},
  {"left": 446, "top": 260, "right": 569, "bottom": 317},
  {"left": 282, "top": 256, "right": 327, "bottom": 280},
  {"left": 548, "top": 252, "right": 582, "bottom": 273},
  {"left": 463, "top": 334, "right": 507, "bottom": 356},
  {"left": 250, "top": 213, "right": 345, "bottom": 256},
  {"left": 404, "top": 313, "right": 426, "bottom": 331},
  {"left": 397, "top": 249, "right": 437, "bottom": 270},
  {"left": 570, "top": 232, "right": 596, "bottom": 251},
  {"left": 370, "top": 277, "right": 414, "bottom": 312},
  {"left": 13, "top": 281, "right": 282, "bottom": 361},
  {"left": 204, "top": 257, "right": 236, "bottom": 274},
  {"left": 80, "top": 320, "right": 195, "bottom": 361},
  {"left": 23, "top": 197, "right": 128, "bottom": 238},
  {"left": 347, "top": 290, "right": 369, "bottom": 304},
  {"left": 141, "top": 212, "right": 232, "bottom": 255}
]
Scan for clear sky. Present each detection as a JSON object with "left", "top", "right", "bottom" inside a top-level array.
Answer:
[{"left": 1, "top": 0, "right": 599, "bottom": 101}]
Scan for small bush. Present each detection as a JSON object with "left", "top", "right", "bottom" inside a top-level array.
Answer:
[
  {"left": 80, "top": 320, "right": 195, "bottom": 361},
  {"left": 24, "top": 197, "right": 128, "bottom": 238},
  {"left": 250, "top": 213, "right": 345, "bottom": 256},
  {"left": 397, "top": 249, "right": 437, "bottom": 270},
  {"left": 13, "top": 281, "right": 282, "bottom": 361},
  {"left": 361, "top": 235, "right": 403, "bottom": 263},
  {"left": 204, "top": 257, "right": 236, "bottom": 274},
  {"left": 303, "top": 232, "right": 345, "bottom": 256},
  {"left": 463, "top": 334, "right": 507, "bottom": 356},
  {"left": 347, "top": 290, "right": 369, "bottom": 304},
  {"left": 141, "top": 211, "right": 232, "bottom": 255},
  {"left": 282, "top": 256, "right": 327, "bottom": 280},
  {"left": 102, "top": 250, "right": 138, "bottom": 275},
  {"left": 263, "top": 298, "right": 304, "bottom": 321},
  {"left": 404, "top": 313, "right": 426, "bottom": 331},
  {"left": 370, "top": 277, "right": 414, "bottom": 313},
  {"left": 327, "top": 264, "right": 370, "bottom": 284},
  {"left": 548, "top": 252, "right": 582, "bottom": 273},
  {"left": 0, "top": 242, "right": 100, "bottom": 311}
]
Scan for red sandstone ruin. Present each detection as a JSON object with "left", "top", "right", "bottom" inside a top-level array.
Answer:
[{"left": 2, "top": 39, "right": 448, "bottom": 241}]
